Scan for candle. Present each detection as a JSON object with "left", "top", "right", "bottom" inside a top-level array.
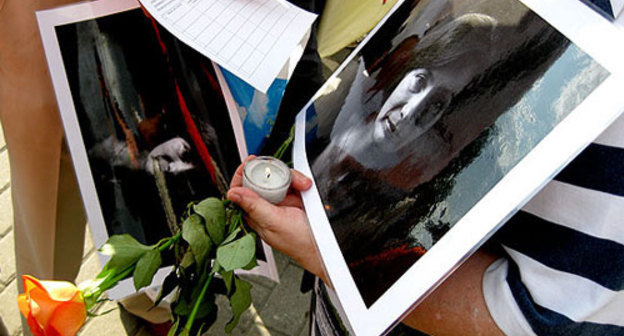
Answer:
[{"left": 242, "top": 156, "right": 292, "bottom": 204}]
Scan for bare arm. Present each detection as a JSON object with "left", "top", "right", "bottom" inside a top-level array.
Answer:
[
  {"left": 227, "top": 156, "right": 330, "bottom": 285},
  {"left": 403, "top": 251, "right": 505, "bottom": 336},
  {"left": 227, "top": 158, "right": 505, "bottom": 335}
]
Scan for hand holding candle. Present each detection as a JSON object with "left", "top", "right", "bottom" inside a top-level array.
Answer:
[
  {"left": 242, "top": 156, "right": 292, "bottom": 204},
  {"left": 228, "top": 157, "right": 327, "bottom": 284}
]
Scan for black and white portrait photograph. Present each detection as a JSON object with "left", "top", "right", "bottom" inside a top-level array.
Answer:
[{"left": 303, "top": 0, "right": 610, "bottom": 306}]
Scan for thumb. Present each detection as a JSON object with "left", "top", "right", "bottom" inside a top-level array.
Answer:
[
  {"left": 291, "top": 170, "right": 313, "bottom": 191},
  {"left": 227, "top": 187, "right": 282, "bottom": 230}
]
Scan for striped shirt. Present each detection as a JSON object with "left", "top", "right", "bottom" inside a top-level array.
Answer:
[{"left": 483, "top": 113, "right": 624, "bottom": 335}]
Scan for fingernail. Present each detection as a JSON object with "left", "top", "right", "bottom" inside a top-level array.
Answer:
[
  {"left": 228, "top": 190, "right": 241, "bottom": 203},
  {"left": 302, "top": 178, "right": 313, "bottom": 189}
]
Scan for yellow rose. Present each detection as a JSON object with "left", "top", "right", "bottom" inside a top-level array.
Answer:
[{"left": 17, "top": 275, "right": 87, "bottom": 336}]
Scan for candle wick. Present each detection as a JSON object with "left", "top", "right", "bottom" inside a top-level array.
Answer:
[{"left": 265, "top": 167, "right": 271, "bottom": 179}]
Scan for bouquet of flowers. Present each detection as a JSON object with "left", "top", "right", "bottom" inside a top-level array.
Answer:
[
  {"left": 17, "top": 132, "right": 295, "bottom": 336},
  {"left": 18, "top": 197, "right": 254, "bottom": 336}
]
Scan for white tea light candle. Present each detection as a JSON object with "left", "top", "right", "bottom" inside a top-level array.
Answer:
[{"left": 242, "top": 156, "right": 292, "bottom": 204}]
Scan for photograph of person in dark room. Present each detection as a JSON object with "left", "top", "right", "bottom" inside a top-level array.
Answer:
[
  {"left": 304, "top": 0, "right": 609, "bottom": 305},
  {"left": 55, "top": 8, "right": 242, "bottom": 246}
]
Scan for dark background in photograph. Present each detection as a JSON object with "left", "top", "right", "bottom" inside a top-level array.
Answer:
[
  {"left": 305, "top": 0, "right": 609, "bottom": 306},
  {"left": 56, "top": 9, "right": 242, "bottom": 249}
]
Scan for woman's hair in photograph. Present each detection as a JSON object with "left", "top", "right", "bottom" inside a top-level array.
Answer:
[
  {"left": 368, "top": 13, "right": 498, "bottom": 95},
  {"left": 442, "top": 12, "right": 570, "bottom": 122}
]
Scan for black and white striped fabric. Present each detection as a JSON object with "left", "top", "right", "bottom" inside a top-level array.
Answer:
[
  {"left": 483, "top": 114, "right": 624, "bottom": 335},
  {"left": 583, "top": 0, "right": 624, "bottom": 19}
]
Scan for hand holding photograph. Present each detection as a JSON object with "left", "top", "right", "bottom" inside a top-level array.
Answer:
[
  {"left": 312, "top": 0, "right": 604, "bottom": 303},
  {"left": 294, "top": 0, "right": 624, "bottom": 334}
]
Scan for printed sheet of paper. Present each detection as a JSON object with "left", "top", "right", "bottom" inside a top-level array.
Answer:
[
  {"left": 139, "top": 0, "right": 317, "bottom": 92},
  {"left": 37, "top": 0, "right": 280, "bottom": 299},
  {"left": 293, "top": 0, "right": 624, "bottom": 334}
]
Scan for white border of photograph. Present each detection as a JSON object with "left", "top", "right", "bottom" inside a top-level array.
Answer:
[
  {"left": 613, "top": 0, "right": 624, "bottom": 18},
  {"left": 37, "top": 0, "right": 278, "bottom": 300},
  {"left": 294, "top": 0, "right": 624, "bottom": 334},
  {"left": 615, "top": 3, "right": 624, "bottom": 27}
]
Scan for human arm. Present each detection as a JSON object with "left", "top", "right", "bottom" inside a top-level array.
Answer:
[
  {"left": 227, "top": 156, "right": 330, "bottom": 285},
  {"left": 403, "top": 251, "right": 505, "bottom": 336},
  {"left": 227, "top": 157, "right": 504, "bottom": 335}
]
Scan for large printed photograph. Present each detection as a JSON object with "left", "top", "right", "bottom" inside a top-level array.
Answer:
[
  {"left": 39, "top": 2, "right": 283, "bottom": 291},
  {"left": 38, "top": 0, "right": 298, "bottom": 298},
  {"left": 304, "top": 0, "right": 609, "bottom": 306},
  {"left": 55, "top": 8, "right": 242, "bottom": 246}
]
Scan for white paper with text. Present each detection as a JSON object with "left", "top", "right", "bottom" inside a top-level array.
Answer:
[{"left": 139, "top": 0, "right": 317, "bottom": 92}]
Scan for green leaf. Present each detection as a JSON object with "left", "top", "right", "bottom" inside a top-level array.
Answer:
[
  {"left": 196, "top": 298, "right": 218, "bottom": 333},
  {"left": 99, "top": 234, "right": 152, "bottom": 271},
  {"left": 190, "top": 277, "right": 205, "bottom": 299},
  {"left": 225, "top": 277, "right": 252, "bottom": 333},
  {"left": 227, "top": 211, "right": 242, "bottom": 235},
  {"left": 216, "top": 233, "right": 256, "bottom": 272},
  {"left": 186, "top": 201, "right": 196, "bottom": 214},
  {"left": 173, "top": 296, "right": 192, "bottom": 316},
  {"left": 80, "top": 267, "right": 114, "bottom": 300},
  {"left": 133, "top": 249, "right": 162, "bottom": 290},
  {"left": 167, "top": 319, "right": 179, "bottom": 336},
  {"left": 194, "top": 198, "right": 225, "bottom": 245},
  {"left": 221, "top": 228, "right": 241, "bottom": 246},
  {"left": 182, "top": 214, "right": 212, "bottom": 265},
  {"left": 180, "top": 251, "right": 195, "bottom": 269},
  {"left": 195, "top": 323, "right": 206, "bottom": 336},
  {"left": 220, "top": 270, "right": 234, "bottom": 295},
  {"left": 194, "top": 295, "right": 216, "bottom": 319},
  {"left": 242, "top": 257, "right": 258, "bottom": 271}
]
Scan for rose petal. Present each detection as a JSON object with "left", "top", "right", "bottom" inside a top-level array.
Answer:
[
  {"left": 26, "top": 312, "right": 46, "bottom": 336},
  {"left": 20, "top": 275, "right": 86, "bottom": 336},
  {"left": 22, "top": 275, "right": 42, "bottom": 293},
  {"left": 23, "top": 275, "right": 80, "bottom": 302},
  {"left": 29, "top": 286, "right": 57, "bottom": 329},
  {"left": 39, "top": 280, "right": 81, "bottom": 302},
  {"left": 49, "top": 300, "right": 87, "bottom": 336},
  {"left": 17, "top": 294, "right": 29, "bottom": 318}
]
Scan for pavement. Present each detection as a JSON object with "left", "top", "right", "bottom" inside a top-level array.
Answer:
[{"left": 0, "top": 124, "right": 312, "bottom": 336}]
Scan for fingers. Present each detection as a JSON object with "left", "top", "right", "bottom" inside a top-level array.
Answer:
[
  {"left": 179, "top": 138, "right": 191, "bottom": 152},
  {"left": 230, "top": 155, "right": 256, "bottom": 188},
  {"left": 229, "top": 156, "right": 312, "bottom": 192},
  {"left": 291, "top": 169, "right": 313, "bottom": 191},
  {"left": 227, "top": 186, "right": 281, "bottom": 231},
  {"left": 230, "top": 165, "right": 244, "bottom": 189},
  {"left": 278, "top": 194, "right": 304, "bottom": 209}
]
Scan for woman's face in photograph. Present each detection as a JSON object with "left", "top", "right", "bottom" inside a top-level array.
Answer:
[
  {"left": 369, "top": 13, "right": 498, "bottom": 157},
  {"left": 371, "top": 50, "right": 485, "bottom": 155},
  {"left": 372, "top": 68, "right": 452, "bottom": 153}
]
